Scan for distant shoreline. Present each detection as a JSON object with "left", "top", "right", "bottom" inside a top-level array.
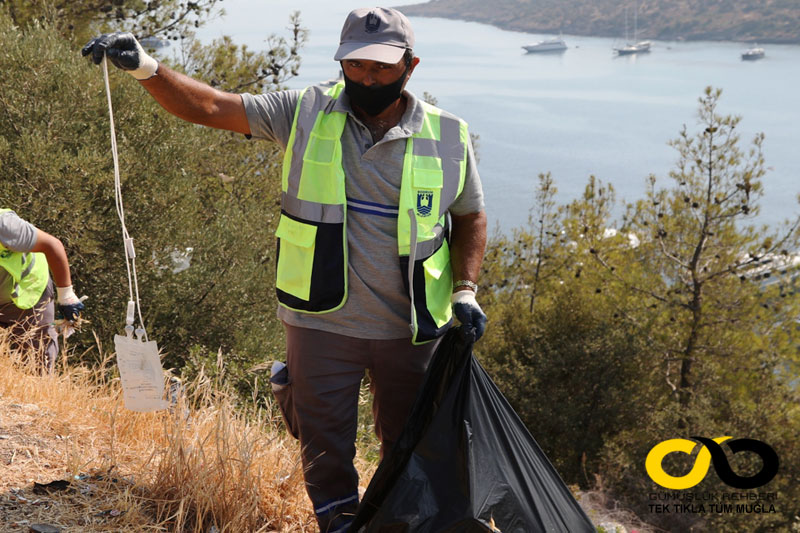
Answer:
[{"left": 396, "top": 1, "right": 800, "bottom": 45}]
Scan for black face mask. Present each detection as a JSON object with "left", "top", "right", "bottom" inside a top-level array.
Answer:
[{"left": 343, "top": 65, "right": 409, "bottom": 116}]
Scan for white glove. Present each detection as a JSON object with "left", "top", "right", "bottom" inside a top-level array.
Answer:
[
  {"left": 452, "top": 290, "right": 487, "bottom": 341},
  {"left": 56, "top": 285, "right": 80, "bottom": 305}
]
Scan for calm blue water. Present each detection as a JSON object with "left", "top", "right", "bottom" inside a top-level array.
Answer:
[{"left": 195, "top": 0, "right": 800, "bottom": 233}]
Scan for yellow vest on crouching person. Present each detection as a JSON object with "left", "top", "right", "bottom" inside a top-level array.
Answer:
[
  {"left": 275, "top": 82, "right": 468, "bottom": 344},
  {"left": 0, "top": 209, "right": 49, "bottom": 309}
]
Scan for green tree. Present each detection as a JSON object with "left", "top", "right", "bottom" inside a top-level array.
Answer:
[
  {"left": 591, "top": 87, "right": 800, "bottom": 532},
  {"left": 478, "top": 174, "right": 655, "bottom": 485},
  {"left": 479, "top": 87, "right": 800, "bottom": 531},
  {"left": 2, "top": 0, "right": 222, "bottom": 44}
]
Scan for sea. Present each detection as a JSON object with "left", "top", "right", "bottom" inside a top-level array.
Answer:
[{"left": 194, "top": 0, "right": 800, "bottom": 234}]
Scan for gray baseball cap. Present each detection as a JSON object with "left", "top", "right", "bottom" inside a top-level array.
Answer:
[{"left": 334, "top": 7, "right": 415, "bottom": 64}]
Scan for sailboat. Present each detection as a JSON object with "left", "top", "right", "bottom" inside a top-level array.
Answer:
[{"left": 614, "top": 4, "right": 651, "bottom": 55}]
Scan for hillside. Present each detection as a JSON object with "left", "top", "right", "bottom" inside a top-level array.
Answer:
[
  {"left": 0, "top": 344, "right": 320, "bottom": 532},
  {"left": 0, "top": 345, "right": 646, "bottom": 531},
  {"left": 398, "top": 0, "right": 800, "bottom": 43}
]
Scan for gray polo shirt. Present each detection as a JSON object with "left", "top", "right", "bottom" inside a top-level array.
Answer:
[
  {"left": 243, "top": 88, "right": 484, "bottom": 339},
  {"left": 0, "top": 210, "right": 39, "bottom": 305}
]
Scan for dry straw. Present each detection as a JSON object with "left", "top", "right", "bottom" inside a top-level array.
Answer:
[{"left": 0, "top": 330, "right": 374, "bottom": 531}]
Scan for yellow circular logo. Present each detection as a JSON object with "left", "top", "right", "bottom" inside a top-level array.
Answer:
[{"left": 645, "top": 436, "right": 732, "bottom": 490}]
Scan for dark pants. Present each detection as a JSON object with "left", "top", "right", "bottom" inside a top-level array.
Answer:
[
  {"left": 279, "top": 323, "right": 439, "bottom": 533},
  {"left": 0, "top": 279, "right": 57, "bottom": 372}
]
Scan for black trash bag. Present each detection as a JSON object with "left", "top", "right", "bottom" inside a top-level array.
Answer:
[{"left": 349, "top": 327, "right": 595, "bottom": 533}]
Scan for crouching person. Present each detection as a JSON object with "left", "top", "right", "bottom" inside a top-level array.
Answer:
[{"left": 0, "top": 209, "right": 85, "bottom": 373}]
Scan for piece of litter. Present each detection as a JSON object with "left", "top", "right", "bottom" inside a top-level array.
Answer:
[
  {"left": 30, "top": 524, "right": 61, "bottom": 533},
  {"left": 114, "top": 334, "right": 167, "bottom": 412},
  {"left": 32, "top": 479, "right": 71, "bottom": 494},
  {"left": 94, "top": 509, "right": 124, "bottom": 518}
]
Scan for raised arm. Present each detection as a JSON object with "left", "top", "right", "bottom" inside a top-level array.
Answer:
[
  {"left": 139, "top": 64, "right": 250, "bottom": 134},
  {"left": 82, "top": 32, "right": 250, "bottom": 135}
]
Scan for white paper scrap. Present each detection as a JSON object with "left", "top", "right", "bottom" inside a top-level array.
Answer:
[{"left": 114, "top": 334, "right": 168, "bottom": 412}]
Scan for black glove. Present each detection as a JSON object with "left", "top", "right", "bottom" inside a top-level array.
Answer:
[
  {"left": 452, "top": 290, "right": 487, "bottom": 341},
  {"left": 58, "top": 301, "right": 85, "bottom": 322},
  {"left": 81, "top": 32, "right": 158, "bottom": 80}
]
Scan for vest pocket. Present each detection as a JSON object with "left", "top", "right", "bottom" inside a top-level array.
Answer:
[
  {"left": 276, "top": 213, "right": 347, "bottom": 313},
  {"left": 275, "top": 215, "right": 317, "bottom": 301},
  {"left": 300, "top": 133, "right": 344, "bottom": 203},
  {"left": 302, "top": 133, "right": 338, "bottom": 178},
  {"left": 412, "top": 166, "right": 443, "bottom": 220},
  {"left": 422, "top": 243, "right": 453, "bottom": 328},
  {"left": 401, "top": 240, "right": 454, "bottom": 344},
  {"left": 303, "top": 132, "right": 338, "bottom": 163},
  {"left": 412, "top": 167, "right": 443, "bottom": 189}
]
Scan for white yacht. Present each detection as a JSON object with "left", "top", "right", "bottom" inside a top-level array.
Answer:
[
  {"left": 320, "top": 71, "right": 344, "bottom": 87},
  {"left": 522, "top": 37, "right": 567, "bottom": 53},
  {"left": 741, "top": 47, "right": 765, "bottom": 60},
  {"left": 139, "top": 36, "right": 170, "bottom": 49}
]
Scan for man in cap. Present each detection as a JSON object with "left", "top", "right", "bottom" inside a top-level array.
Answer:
[{"left": 83, "top": 7, "right": 487, "bottom": 531}]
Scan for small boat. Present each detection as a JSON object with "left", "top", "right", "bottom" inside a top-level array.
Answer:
[
  {"left": 139, "top": 36, "right": 170, "bottom": 49},
  {"left": 741, "top": 47, "right": 765, "bottom": 60},
  {"left": 615, "top": 40, "right": 652, "bottom": 55},
  {"left": 522, "top": 37, "right": 567, "bottom": 53},
  {"left": 320, "top": 71, "right": 344, "bottom": 87}
]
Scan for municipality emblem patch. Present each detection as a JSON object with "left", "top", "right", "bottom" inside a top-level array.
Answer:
[
  {"left": 416, "top": 191, "right": 434, "bottom": 217},
  {"left": 365, "top": 12, "right": 381, "bottom": 33}
]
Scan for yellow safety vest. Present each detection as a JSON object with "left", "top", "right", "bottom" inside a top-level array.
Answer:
[
  {"left": 0, "top": 209, "right": 50, "bottom": 309},
  {"left": 275, "top": 82, "right": 468, "bottom": 344}
]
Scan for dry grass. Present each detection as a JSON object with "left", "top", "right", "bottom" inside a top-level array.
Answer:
[{"left": 0, "top": 330, "right": 375, "bottom": 532}]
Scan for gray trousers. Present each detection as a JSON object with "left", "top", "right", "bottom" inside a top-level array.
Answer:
[
  {"left": 280, "top": 323, "right": 440, "bottom": 533},
  {"left": 0, "top": 279, "right": 58, "bottom": 372}
]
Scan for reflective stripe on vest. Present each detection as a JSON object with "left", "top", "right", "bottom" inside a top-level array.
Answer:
[
  {"left": 276, "top": 83, "right": 468, "bottom": 344},
  {"left": 0, "top": 208, "right": 50, "bottom": 309}
]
